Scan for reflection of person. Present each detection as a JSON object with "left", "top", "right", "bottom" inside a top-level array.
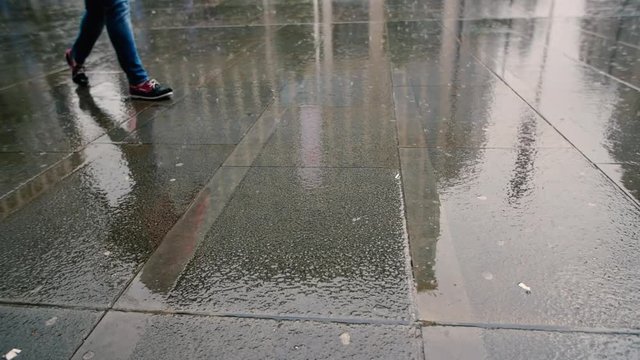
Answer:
[{"left": 65, "top": 0, "right": 173, "bottom": 100}]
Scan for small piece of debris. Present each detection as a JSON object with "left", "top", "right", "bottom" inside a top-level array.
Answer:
[
  {"left": 175, "top": 163, "right": 184, "bottom": 167},
  {"left": 395, "top": 173, "right": 401, "bottom": 180},
  {"left": 103, "top": 251, "right": 112, "bottom": 256},
  {"left": 339, "top": 332, "right": 351, "bottom": 345},
  {"left": 352, "top": 217, "right": 362, "bottom": 223},
  {"left": 82, "top": 351, "right": 95, "bottom": 360},
  {"left": 588, "top": 202, "right": 596, "bottom": 207},
  {"left": 518, "top": 282, "right": 532, "bottom": 294},
  {"left": 169, "top": 178, "right": 176, "bottom": 182},
  {"left": 4, "top": 349, "right": 21, "bottom": 360},
  {"left": 477, "top": 196, "right": 487, "bottom": 200},
  {"left": 482, "top": 272, "right": 494, "bottom": 280},
  {"left": 45, "top": 317, "right": 58, "bottom": 326}
]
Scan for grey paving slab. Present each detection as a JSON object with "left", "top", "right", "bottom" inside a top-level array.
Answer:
[
  {"left": 576, "top": 31, "right": 640, "bottom": 89},
  {"left": 252, "top": 106, "right": 398, "bottom": 168},
  {"left": 117, "top": 167, "right": 412, "bottom": 321},
  {"left": 72, "top": 311, "right": 422, "bottom": 360},
  {"left": 280, "top": 23, "right": 392, "bottom": 107},
  {"left": 580, "top": 16, "right": 640, "bottom": 47},
  {"left": 387, "top": 21, "right": 498, "bottom": 88},
  {"left": 386, "top": 1, "right": 443, "bottom": 21},
  {"left": 461, "top": 19, "right": 640, "bottom": 166},
  {"left": 0, "top": 152, "right": 86, "bottom": 220},
  {"left": 0, "top": 152, "right": 68, "bottom": 197},
  {"left": 0, "top": 305, "right": 101, "bottom": 360},
  {"left": 0, "top": 73, "right": 151, "bottom": 153},
  {"left": 122, "top": 84, "right": 274, "bottom": 145},
  {"left": 279, "top": 72, "right": 393, "bottom": 107},
  {"left": 0, "top": 143, "right": 232, "bottom": 307},
  {"left": 394, "top": 84, "right": 570, "bottom": 148},
  {"left": 599, "top": 163, "right": 640, "bottom": 204},
  {"left": 422, "top": 326, "right": 640, "bottom": 360},
  {"left": 400, "top": 148, "right": 640, "bottom": 328}
]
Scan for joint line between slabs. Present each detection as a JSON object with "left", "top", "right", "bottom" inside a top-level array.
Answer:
[
  {"left": 456, "top": 37, "right": 640, "bottom": 210},
  {"left": 112, "top": 308, "right": 414, "bottom": 327},
  {"left": 423, "top": 320, "right": 640, "bottom": 336}
]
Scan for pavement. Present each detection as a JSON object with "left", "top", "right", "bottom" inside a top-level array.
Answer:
[{"left": 1, "top": 0, "right": 640, "bottom": 359}]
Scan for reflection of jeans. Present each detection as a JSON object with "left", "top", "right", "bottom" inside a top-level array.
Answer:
[{"left": 72, "top": 0, "right": 148, "bottom": 85}]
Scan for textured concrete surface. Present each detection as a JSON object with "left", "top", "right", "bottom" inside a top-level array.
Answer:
[{"left": 1, "top": 0, "right": 639, "bottom": 359}]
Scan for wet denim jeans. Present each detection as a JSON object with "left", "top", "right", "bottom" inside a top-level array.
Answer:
[{"left": 72, "top": 0, "right": 148, "bottom": 85}]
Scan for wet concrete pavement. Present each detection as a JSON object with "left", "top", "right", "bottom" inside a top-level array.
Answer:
[{"left": 1, "top": 0, "right": 640, "bottom": 359}]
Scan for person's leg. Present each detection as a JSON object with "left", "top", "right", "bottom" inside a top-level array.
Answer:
[
  {"left": 66, "top": 0, "right": 104, "bottom": 85},
  {"left": 103, "top": 0, "right": 148, "bottom": 85},
  {"left": 71, "top": 0, "right": 105, "bottom": 64}
]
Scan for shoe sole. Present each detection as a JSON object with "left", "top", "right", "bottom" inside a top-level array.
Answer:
[{"left": 130, "top": 91, "right": 173, "bottom": 100}]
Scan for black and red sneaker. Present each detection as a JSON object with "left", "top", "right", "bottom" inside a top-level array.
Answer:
[
  {"left": 129, "top": 79, "right": 173, "bottom": 100},
  {"left": 65, "top": 49, "right": 89, "bottom": 86}
]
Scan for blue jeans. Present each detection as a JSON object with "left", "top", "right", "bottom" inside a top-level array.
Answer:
[{"left": 72, "top": 0, "right": 148, "bottom": 85}]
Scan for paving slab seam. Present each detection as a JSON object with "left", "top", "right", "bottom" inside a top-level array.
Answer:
[
  {"left": 109, "top": 308, "right": 417, "bottom": 327},
  {"left": 221, "top": 164, "right": 399, "bottom": 169},
  {"left": 0, "top": 300, "right": 108, "bottom": 312},
  {"left": 69, "top": 262, "right": 150, "bottom": 359},
  {"left": 386, "top": 20, "right": 430, "bottom": 358},
  {"left": 0, "top": 95, "right": 167, "bottom": 215},
  {"left": 578, "top": 27, "right": 640, "bottom": 50},
  {"left": 385, "top": 17, "right": 422, "bottom": 325},
  {"left": 396, "top": 146, "right": 573, "bottom": 150},
  {"left": 148, "top": 23, "right": 292, "bottom": 31},
  {"left": 444, "top": 14, "right": 640, "bottom": 22},
  {"left": 421, "top": 321, "right": 640, "bottom": 336},
  {"left": 563, "top": 52, "right": 640, "bottom": 93},
  {"left": 0, "top": 152, "right": 87, "bottom": 219},
  {"left": 0, "top": 66, "right": 67, "bottom": 92},
  {"left": 459, "top": 39, "right": 640, "bottom": 210}
]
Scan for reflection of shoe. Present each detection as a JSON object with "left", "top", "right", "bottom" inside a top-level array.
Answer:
[
  {"left": 65, "top": 49, "right": 89, "bottom": 86},
  {"left": 129, "top": 79, "right": 173, "bottom": 100}
]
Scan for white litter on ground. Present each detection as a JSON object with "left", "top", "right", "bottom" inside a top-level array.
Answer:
[
  {"left": 518, "top": 282, "right": 532, "bottom": 294},
  {"left": 4, "top": 349, "right": 21, "bottom": 360},
  {"left": 45, "top": 316, "right": 58, "bottom": 326},
  {"left": 339, "top": 332, "right": 351, "bottom": 345}
]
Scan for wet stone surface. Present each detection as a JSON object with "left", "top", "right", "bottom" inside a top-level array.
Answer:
[
  {"left": 0, "top": 305, "right": 101, "bottom": 360},
  {"left": 118, "top": 167, "right": 412, "bottom": 320},
  {"left": 1, "top": 0, "right": 640, "bottom": 358},
  {"left": 422, "top": 326, "right": 640, "bottom": 360},
  {"left": 72, "top": 311, "right": 422, "bottom": 360},
  {"left": 0, "top": 144, "right": 232, "bottom": 306},
  {"left": 401, "top": 147, "right": 640, "bottom": 328}
]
